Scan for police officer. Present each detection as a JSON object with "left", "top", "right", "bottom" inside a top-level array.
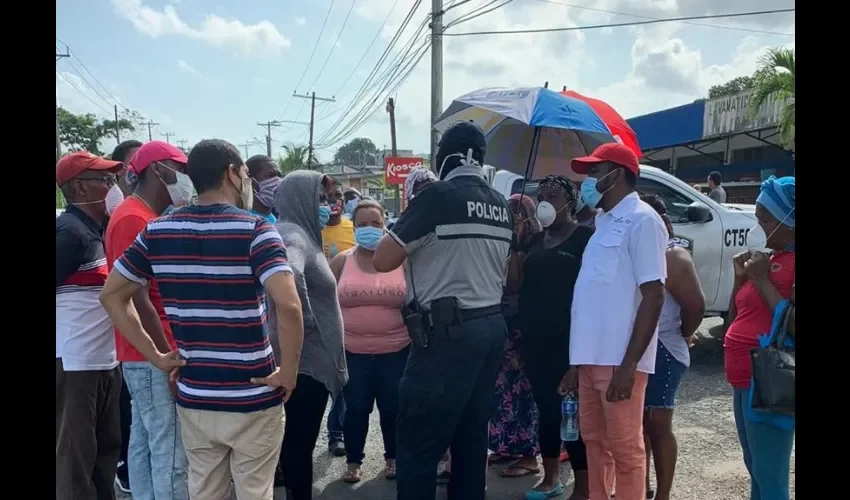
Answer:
[{"left": 373, "top": 121, "right": 512, "bottom": 500}]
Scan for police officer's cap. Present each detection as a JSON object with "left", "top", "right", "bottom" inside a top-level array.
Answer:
[{"left": 437, "top": 120, "right": 487, "bottom": 167}]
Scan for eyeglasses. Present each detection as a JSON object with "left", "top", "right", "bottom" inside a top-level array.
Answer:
[{"left": 76, "top": 174, "right": 116, "bottom": 187}]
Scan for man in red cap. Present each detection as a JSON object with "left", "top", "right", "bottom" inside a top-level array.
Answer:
[
  {"left": 566, "top": 143, "right": 668, "bottom": 500},
  {"left": 104, "top": 140, "right": 191, "bottom": 499},
  {"left": 56, "top": 151, "right": 125, "bottom": 500}
]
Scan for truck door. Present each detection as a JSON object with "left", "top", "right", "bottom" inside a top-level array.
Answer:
[{"left": 636, "top": 177, "right": 724, "bottom": 309}]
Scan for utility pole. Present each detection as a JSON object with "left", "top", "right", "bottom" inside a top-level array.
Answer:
[
  {"left": 430, "top": 0, "right": 444, "bottom": 170},
  {"left": 386, "top": 98, "right": 401, "bottom": 212},
  {"left": 293, "top": 92, "right": 335, "bottom": 169},
  {"left": 113, "top": 105, "right": 121, "bottom": 144},
  {"left": 238, "top": 143, "right": 252, "bottom": 159},
  {"left": 177, "top": 139, "right": 188, "bottom": 150},
  {"left": 143, "top": 121, "right": 159, "bottom": 141},
  {"left": 163, "top": 132, "right": 175, "bottom": 144},
  {"left": 56, "top": 48, "right": 70, "bottom": 162},
  {"left": 257, "top": 120, "right": 282, "bottom": 157}
]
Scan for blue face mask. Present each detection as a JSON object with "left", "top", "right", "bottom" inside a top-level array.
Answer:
[
  {"left": 580, "top": 170, "right": 617, "bottom": 210},
  {"left": 251, "top": 209, "right": 277, "bottom": 224},
  {"left": 344, "top": 198, "right": 359, "bottom": 215},
  {"left": 318, "top": 204, "right": 331, "bottom": 229},
  {"left": 355, "top": 226, "right": 383, "bottom": 250}
]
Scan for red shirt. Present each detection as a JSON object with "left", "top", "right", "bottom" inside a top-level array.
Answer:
[
  {"left": 724, "top": 250, "right": 795, "bottom": 389},
  {"left": 105, "top": 196, "right": 176, "bottom": 362}
]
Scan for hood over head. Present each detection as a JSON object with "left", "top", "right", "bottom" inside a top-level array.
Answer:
[{"left": 275, "top": 169, "right": 326, "bottom": 245}]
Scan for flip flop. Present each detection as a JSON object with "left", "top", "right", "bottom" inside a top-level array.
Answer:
[
  {"left": 559, "top": 451, "right": 570, "bottom": 462},
  {"left": 524, "top": 482, "right": 565, "bottom": 500},
  {"left": 499, "top": 464, "right": 540, "bottom": 478},
  {"left": 488, "top": 454, "right": 516, "bottom": 465},
  {"left": 342, "top": 467, "right": 362, "bottom": 483}
]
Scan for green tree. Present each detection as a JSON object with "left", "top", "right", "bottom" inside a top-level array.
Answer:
[
  {"left": 56, "top": 184, "right": 66, "bottom": 209},
  {"left": 57, "top": 107, "right": 135, "bottom": 156},
  {"left": 278, "top": 144, "right": 320, "bottom": 173},
  {"left": 334, "top": 137, "right": 379, "bottom": 166},
  {"left": 708, "top": 76, "right": 755, "bottom": 99},
  {"left": 750, "top": 47, "right": 795, "bottom": 150}
]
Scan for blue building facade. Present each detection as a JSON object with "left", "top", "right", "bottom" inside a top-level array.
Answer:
[{"left": 626, "top": 92, "right": 794, "bottom": 192}]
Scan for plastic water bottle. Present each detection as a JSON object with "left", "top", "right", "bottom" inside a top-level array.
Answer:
[{"left": 561, "top": 394, "right": 579, "bottom": 442}]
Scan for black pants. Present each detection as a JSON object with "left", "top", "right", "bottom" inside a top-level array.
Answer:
[
  {"left": 280, "top": 374, "right": 330, "bottom": 500},
  {"left": 523, "top": 337, "right": 588, "bottom": 470},
  {"left": 344, "top": 346, "right": 410, "bottom": 464},
  {"left": 395, "top": 314, "right": 506, "bottom": 500},
  {"left": 117, "top": 376, "right": 131, "bottom": 480},
  {"left": 56, "top": 359, "right": 122, "bottom": 500}
]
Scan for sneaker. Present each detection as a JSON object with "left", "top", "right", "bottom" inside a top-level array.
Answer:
[{"left": 328, "top": 439, "right": 346, "bottom": 457}]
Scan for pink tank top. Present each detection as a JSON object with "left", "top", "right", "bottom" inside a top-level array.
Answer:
[{"left": 337, "top": 249, "right": 410, "bottom": 354}]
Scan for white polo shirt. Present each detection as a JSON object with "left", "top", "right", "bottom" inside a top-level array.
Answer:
[{"left": 569, "top": 192, "right": 668, "bottom": 374}]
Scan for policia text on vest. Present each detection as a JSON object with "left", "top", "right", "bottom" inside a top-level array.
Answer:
[{"left": 388, "top": 166, "right": 511, "bottom": 500}]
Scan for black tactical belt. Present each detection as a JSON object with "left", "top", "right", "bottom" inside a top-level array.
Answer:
[{"left": 458, "top": 304, "right": 502, "bottom": 323}]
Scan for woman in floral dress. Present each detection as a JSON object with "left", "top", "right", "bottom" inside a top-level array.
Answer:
[{"left": 488, "top": 194, "right": 541, "bottom": 478}]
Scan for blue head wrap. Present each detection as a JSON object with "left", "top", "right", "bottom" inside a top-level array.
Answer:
[{"left": 756, "top": 176, "right": 795, "bottom": 228}]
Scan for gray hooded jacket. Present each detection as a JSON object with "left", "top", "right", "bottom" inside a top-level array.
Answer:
[{"left": 269, "top": 170, "right": 347, "bottom": 397}]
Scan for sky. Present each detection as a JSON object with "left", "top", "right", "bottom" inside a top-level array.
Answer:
[{"left": 56, "top": 0, "right": 795, "bottom": 162}]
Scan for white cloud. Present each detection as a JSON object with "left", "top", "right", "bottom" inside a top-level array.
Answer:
[
  {"left": 177, "top": 59, "right": 204, "bottom": 79},
  {"left": 111, "top": 0, "right": 291, "bottom": 57},
  {"left": 315, "top": 0, "right": 795, "bottom": 153},
  {"left": 296, "top": 17, "right": 307, "bottom": 26},
  {"left": 589, "top": 31, "right": 796, "bottom": 119}
]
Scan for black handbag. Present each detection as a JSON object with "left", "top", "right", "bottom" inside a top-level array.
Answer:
[{"left": 749, "top": 301, "right": 795, "bottom": 417}]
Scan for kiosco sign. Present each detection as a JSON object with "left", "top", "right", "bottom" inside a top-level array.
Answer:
[{"left": 384, "top": 157, "right": 424, "bottom": 185}]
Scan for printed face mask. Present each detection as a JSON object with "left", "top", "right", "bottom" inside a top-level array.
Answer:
[{"left": 254, "top": 177, "right": 282, "bottom": 209}]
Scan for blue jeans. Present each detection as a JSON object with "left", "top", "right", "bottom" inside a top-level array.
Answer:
[
  {"left": 122, "top": 362, "right": 188, "bottom": 500},
  {"left": 644, "top": 343, "right": 688, "bottom": 409},
  {"left": 327, "top": 391, "right": 346, "bottom": 442},
  {"left": 733, "top": 388, "right": 794, "bottom": 500},
  {"left": 343, "top": 346, "right": 410, "bottom": 464},
  {"left": 396, "top": 314, "right": 506, "bottom": 500}
]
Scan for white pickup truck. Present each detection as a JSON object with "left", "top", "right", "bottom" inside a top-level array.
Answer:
[{"left": 490, "top": 167, "right": 757, "bottom": 321}]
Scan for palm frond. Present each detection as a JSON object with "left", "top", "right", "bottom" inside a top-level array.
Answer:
[{"left": 778, "top": 100, "right": 795, "bottom": 150}]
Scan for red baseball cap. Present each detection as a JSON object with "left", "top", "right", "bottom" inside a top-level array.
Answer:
[
  {"left": 571, "top": 142, "right": 640, "bottom": 176},
  {"left": 56, "top": 151, "right": 123, "bottom": 186},
  {"left": 128, "top": 141, "right": 188, "bottom": 175}
]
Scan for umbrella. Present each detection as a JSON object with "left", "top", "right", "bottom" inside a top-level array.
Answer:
[
  {"left": 433, "top": 86, "right": 616, "bottom": 181},
  {"left": 560, "top": 89, "right": 641, "bottom": 158}
]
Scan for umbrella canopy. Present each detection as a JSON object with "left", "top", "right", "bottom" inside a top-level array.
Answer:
[
  {"left": 560, "top": 90, "right": 641, "bottom": 158},
  {"left": 433, "top": 87, "right": 616, "bottom": 181}
]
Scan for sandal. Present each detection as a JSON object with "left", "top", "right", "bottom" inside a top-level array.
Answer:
[
  {"left": 499, "top": 464, "right": 540, "bottom": 478},
  {"left": 342, "top": 465, "right": 362, "bottom": 483},
  {"left": 488, "top": 453, "right": 516, "bottom": 465},
  {"left": 385, "top": 460, "right": 397, "bottom": 480}
]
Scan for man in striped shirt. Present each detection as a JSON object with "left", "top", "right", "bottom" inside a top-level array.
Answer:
[{"left": 99, "top": 139, "right": 305, "bottom": 500}]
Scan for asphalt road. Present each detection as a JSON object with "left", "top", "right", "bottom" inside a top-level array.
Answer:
[{"left": 117, "top": 317, "right": 795, "bottom": 500}]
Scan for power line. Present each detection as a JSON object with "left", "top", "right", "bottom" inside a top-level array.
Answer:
[
  {"left": 315, "top": 4, "right": 428, "bottom": 145},
  {"left": 445, "top": 0, "right": 515, "bottom": 29},
  {"left": 530, "top": 0, "right": 796, "bottom": 37},
  {"left": 316, "top": 37, "right": 431, "bottom": 148},
  {"left": 327, "top": 0, "right": 403, "bottom": 101},
  {"left": 270, "top": 0, "right": 337, "bottom": 131},
  {"left": 442, "top": 8, "right": 796, "bottom": 36},
  {"left": 307, "top": 0, "right": 358, "bottom": 92},
  {"left": 56, "top": 72, "right": 112, "bottom": 114}
]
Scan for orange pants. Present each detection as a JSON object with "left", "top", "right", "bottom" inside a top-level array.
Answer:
[{"left": 578, "top": 366, "right": 649, "bottom": 500}]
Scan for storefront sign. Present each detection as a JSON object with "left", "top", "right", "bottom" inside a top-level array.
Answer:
[
  {"left": 702, "top": 90, "right": 787, "bottom": 138},
  {"left": 384, "top": 157, "right": 424, "bottom": 185}
]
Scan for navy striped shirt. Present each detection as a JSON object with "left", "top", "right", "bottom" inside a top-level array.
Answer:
[{"left": 114, "top": 204, "right": 292, "bottom": 413}]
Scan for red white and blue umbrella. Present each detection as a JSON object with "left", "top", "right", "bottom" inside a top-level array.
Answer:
[{"left": 434, "top": 86, "right": 620, "bottom": 181}]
